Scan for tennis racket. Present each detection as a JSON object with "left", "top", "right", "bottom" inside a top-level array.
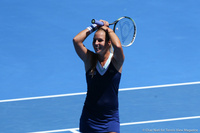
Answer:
[{"left": 91, "top": 16, "right": 136, "bottom": 47}]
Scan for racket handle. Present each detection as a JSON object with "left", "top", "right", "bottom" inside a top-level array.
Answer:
[{"left": 91, "top": 19, "right": 104, "bottom": 26}]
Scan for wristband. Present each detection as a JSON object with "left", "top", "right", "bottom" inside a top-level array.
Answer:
[{"left": 87, "top": 24, "right": 98, "bottom": 33}]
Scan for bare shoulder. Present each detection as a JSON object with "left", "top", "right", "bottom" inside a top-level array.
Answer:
[
  {"left": 111, "top": 56, "right": 124, "bottom": 73},
  {"left": 84, "top": 50, "right": 97, "bottom": 72}
]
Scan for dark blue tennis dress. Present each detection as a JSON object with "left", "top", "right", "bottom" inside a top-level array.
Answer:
[{"left": 80, "top": 53, "right": 121, "bottom": 133}]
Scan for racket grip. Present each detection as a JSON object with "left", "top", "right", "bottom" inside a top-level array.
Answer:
[{"left": 91, "top": 19, "right": 104, "bottom": 26}]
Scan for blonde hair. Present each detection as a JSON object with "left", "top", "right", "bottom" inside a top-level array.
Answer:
[{"left": 90, "top": 53, "right": 98, "bottom": 78}]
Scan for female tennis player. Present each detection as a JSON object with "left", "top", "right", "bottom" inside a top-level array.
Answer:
[{"left": 73, "top": 19, "right": 125, "bottom": 133}]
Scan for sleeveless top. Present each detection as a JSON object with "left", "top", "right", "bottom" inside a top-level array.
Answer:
[{"left": 84, "top": 53, "right": 121, "bottom": 115}]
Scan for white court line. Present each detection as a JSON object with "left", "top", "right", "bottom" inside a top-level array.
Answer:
[
  {"left": 28, "top": 128, "right": 79, "bottom": 133},
  {"left": 28, "top": 115, "right": 200, "bottom": 133},
  {"left": 120, "top": 115, "right": 200, "bottom": 126},
  {"left": 119, "top": 81, "right": 200, "bottom": 92},
  {"left": 1, "top": 81, "right": 200, "bottom": 103},
  {"left": 0, "top": 92, "right": 86, "bottom": 103}
]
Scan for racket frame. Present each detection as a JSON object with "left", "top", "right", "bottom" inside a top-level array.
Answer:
[{"left": 92, "top": 16, "right": 136, "bottom": 47}]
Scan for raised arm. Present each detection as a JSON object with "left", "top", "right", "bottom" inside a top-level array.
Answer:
[
  {"left": 107, "top": 28, "right": 125, "bottom": 64},
  {"left": 100, "top": 23, "right": 125, "bottom": 72},
  {"left": 73, "top": 29, "right": 91, "bottom": 62}
]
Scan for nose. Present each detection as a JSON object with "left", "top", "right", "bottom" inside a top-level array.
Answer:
[{"left": 94, "top": 39, "right": 99, "bottom": 44}]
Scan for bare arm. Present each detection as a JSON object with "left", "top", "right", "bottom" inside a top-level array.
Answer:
[
  {"left": 101, "top": 24, "right": 125, "bottom": 72},
  {"left": 107, "top": 28, "right": 125, "bottom": 65},
  {"left": 73, "top": 28, "right": 96, "bottom": 72},
  {"left": 73, "top": 29, "right": 91, "bottom": 62}
]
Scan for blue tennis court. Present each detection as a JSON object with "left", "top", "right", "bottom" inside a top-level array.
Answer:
[
  {"left": 1, "top": 0, "right": 200, "bottom": 132},
  {"left": 1, "top": 82, "right": 200, "bottom": 132}
]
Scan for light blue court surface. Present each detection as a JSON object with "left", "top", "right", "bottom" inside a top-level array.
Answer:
[
  {"left": 0, "top": 0, "right": 200, "bottom": 132},
  {"left": 1, "top": 82, "right": 200, "bottom": 133}
]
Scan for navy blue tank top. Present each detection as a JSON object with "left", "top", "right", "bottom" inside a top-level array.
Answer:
[{"left": 84, "top": 61, "right": 121, "bottom": 114}]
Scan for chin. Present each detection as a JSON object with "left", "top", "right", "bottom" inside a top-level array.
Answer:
[
  {"left": 95, "top": 50, "right": 101, "bottom": 54},
  {"left": 95, "top": 52, "right": 100, "bottom": 55}
]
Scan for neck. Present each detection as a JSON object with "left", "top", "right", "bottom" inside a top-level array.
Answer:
[{"left": 97, "top": 51, "right": 110, "bottom": 63}]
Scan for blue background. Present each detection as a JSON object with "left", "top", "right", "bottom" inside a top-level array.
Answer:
[
  {"left": 1, "top": 0, "right": 200, "bottom": 100},
  {"left": 0, "top": 0, "right": 200, "bottom": 132}
]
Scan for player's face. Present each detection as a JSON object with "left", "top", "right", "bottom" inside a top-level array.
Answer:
[{"left": 93, "top": 30, "right": 110, "bottom": 55}]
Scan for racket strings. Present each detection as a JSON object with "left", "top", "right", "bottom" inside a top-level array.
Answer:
[{"left": 115, "top": 18, "right": 135, "bottom": 47}]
